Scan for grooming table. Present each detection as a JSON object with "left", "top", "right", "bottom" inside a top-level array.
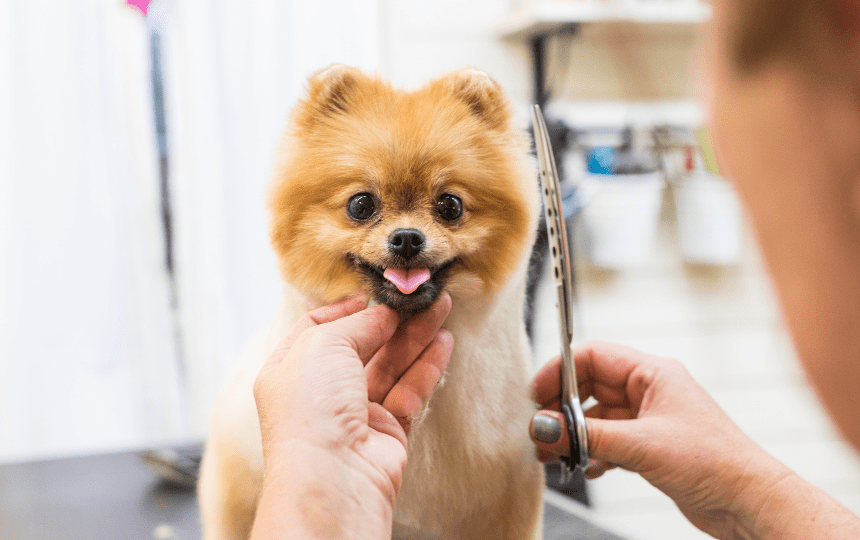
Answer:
[{"left": 0, "top": 447, "right": 626, "bottom": 540}]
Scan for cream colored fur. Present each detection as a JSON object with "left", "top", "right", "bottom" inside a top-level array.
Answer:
[
  {"left": 198, "top": 252, "right": 545, "bottom": 539},
  {"left": 198, "top": 66, "right": 545, "bottom": 539}
]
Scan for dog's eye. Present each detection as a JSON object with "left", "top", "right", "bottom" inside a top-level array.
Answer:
[
  {"left": 347, "top": 193, "right": 376, "bottom": 221},
  {"left": 436, "top": 193, "right": 463, "bottom": 222}
]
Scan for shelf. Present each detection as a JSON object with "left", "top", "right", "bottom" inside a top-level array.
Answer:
[
  {"left": 545, "top": 99, "right": 705, "bottom": 129},
  {"left": 497, "top": 1, "right": 712, "bottom": 40}
]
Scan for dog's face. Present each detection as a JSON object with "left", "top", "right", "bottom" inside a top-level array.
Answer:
[{"left": 269, "top": 65, "right": 537, "bottom": 315}]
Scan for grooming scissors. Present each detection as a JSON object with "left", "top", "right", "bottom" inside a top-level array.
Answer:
[{"left": 532, "top": 105, "right": 589, "bottom": 481}]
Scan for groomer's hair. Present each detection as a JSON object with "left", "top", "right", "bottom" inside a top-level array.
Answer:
[{"left": 731, "top": 0, "right": 852, "bottom": 78}]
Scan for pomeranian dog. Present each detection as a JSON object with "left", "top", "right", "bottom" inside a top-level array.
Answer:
[{"left": 198, "top": 65, "right": 544, "bottom": 539}]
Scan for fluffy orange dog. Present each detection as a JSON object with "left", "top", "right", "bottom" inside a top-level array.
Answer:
[{"left": 198, "top": 65, "right": 544, "bottom": 539}]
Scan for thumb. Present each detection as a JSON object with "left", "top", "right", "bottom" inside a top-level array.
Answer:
[
  {"left": 530, "top": 411, "right": 642, "bottom": 473},
  {"left": 584, "top": 416, "right": 645, "bottom": 473},
  {"left": 530, "top": 411, "right": 569, "bottom": 460}
]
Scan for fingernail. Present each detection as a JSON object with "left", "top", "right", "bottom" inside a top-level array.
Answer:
[{"left": 531, "top": 414, "right": 561, "bottom": 444}]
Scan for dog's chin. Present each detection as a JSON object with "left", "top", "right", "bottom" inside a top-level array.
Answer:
[{"left": 351, "top": 257, "right": 456, "bottom": 317}]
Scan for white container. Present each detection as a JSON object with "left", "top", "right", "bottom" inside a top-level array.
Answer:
[
  {"left": 577, "top": 171, "right": 665, "bottom": 269},
  {"left": 673, "top": 171, "right": 741, "bottom": 265}
]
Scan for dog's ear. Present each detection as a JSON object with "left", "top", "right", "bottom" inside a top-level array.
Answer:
[
  {"left": 299, "top": 64, "right": 368, "bottom": 125},
  {"left": 438, "top": 68, "right": 512, "bottom": 131}
]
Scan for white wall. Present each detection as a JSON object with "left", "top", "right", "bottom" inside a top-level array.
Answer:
[
  {"left": 382, "top": 0, "right": 532, "bottom": 99},
  {"left": 0, "top": 0, "right": 185, "bottom": 462},
  {"left": 158, "top": 0, "right": 400, "bottom": 433}
]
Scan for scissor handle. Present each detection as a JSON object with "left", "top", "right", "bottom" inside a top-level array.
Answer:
[
  {"left": 560, "top": 395, "right": 590, "bottom": 481},
  {"left": 560, "top": 404, "right": 579, "bottom": 471}
]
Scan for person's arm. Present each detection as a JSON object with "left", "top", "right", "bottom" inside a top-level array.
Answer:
[
  {"left": 252, "top": 438, "right": 399, "bottom": 540},
  {"left": 530, "top": 341, "right": 860, "bottom": 540},
  {"left": 252, "top": 295, "right": 452, "bottom": 539}
]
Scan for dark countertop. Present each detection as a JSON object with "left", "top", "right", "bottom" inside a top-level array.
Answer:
[
  {"left": 0, "top": 448, "right": 626, "bottom": 540},
  {"left": 0, "top": 448, "right": 199, "bottom": 540}
]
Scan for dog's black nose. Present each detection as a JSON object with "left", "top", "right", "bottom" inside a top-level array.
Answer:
[{"left": 389, "top": 228, "right": 425, "bottom": 260}]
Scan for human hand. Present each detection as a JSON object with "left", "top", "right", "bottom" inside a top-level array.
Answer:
[
  {"left": 252, "top": 295, "right": 452, "bottom": 539},
  {"left": 530, "top": 341, "right": 785, "bottom": 538}
]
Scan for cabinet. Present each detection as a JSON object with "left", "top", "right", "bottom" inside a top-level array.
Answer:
[{"left": 497, "top": 1, "right": 711, "bottom": 112}]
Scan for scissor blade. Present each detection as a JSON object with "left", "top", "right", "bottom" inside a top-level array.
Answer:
[
  {"left": 532, "top": 105, "right": 589, "bottom": 474},
  {"left": 532, "top": 106, "right": 575, "bottom": 353}
]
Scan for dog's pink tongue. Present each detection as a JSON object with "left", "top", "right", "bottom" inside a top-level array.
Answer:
[{"left": 383, "top": 268, "right": 431, "bottom": 294}]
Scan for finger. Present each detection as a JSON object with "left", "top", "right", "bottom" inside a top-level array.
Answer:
[
  {"left": 537, "top": 448, "right": 561, "bottom": 463},
  {"left": 265, "top": 296, "right": 369, "bottom": 366},
  {"left": 541, "top": 396, "right": 561, "bottom": 414},
  {"left": 584, "top": 403, "right": 637, "bottom": 421},
  {"left": 381, "top": 329, "right": 453, "bottom": 435},
  {"left": 529, "top": 410, "right": 570, "bottom": 458},
  {"left": 366, "top": 293, "right": 452, "bottom": 403},
  {"left": 573, "top": 341, "right": 637, "bottom": 391},
  {"left": 584, "top": 459, "right": 618, "bottom": 479},
  {"left": 324, "top": 304, "right": 402, "bottom": 364},
  {"left": 366, "top": 403, "right": 409, "bottom": 496},
  {"left": 532, "top": 351, "right": 630, "bottom": 409},
  {"left": 537, "top": 341, "right": 660, "bottom": 405},
  {"left": 531, "top": 356, "right": 562, "bottom": 408},
  {"left": 367, "top": 402, "right": 408, "bottom": 450},
  {"left": 532, "top": 350, "right": 627, "bottom": 408},
  {"left": 573, "top": 341, "right": 661, "bottom": 409}
]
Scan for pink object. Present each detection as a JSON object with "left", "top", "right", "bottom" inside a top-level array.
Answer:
[
  {"left": 383, "top": 268, "right": 431, "bottom": 295},
  {"left": 126, "top": 0, "right": 151, "bottom": 16}
]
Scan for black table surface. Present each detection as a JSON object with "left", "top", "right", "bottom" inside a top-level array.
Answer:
[
  {"left": 0, "top": 448, "right": 626, "bottom": 540},
  {"left": 0, "top": 448, "right": 200, "bottom": 540}
]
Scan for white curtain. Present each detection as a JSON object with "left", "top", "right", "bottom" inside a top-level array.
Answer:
[
  {"left": 160, "top": 0, "right": 387, "bottom": 434},
  {"left": 0, "top": 0, "right": 185, "bottom": 461},
  {"left": 0, "top": 0, "right": 389, "bottom": 460}
]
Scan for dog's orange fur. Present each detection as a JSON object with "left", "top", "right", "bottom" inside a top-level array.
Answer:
[
  {"left": 268, "top": 66, "right": 532, "bottom": 304},
  {"left": 199, "top": 65, "right": 544, "bottom": 540}
]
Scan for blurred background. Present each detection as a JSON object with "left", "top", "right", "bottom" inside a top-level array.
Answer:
[{"left": 2, "top": 0, "right": 860, "bottom": 539}]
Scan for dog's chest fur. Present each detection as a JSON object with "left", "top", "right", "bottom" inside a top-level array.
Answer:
[{"left": 389, "top": 273, "right": 543, "bottom": 538}]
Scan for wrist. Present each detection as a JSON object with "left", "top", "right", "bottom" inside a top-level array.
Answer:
[
  {"left": 252, "top": 440, "right": 396, "bottom": 540},
  {"left": 731, "top": 455, "right": 860, "bottom": 540},
  {"left": 729, "top": 455, "right": 797, "bottom": 539}
]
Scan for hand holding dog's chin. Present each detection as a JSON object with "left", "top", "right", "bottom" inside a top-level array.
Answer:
[
  {"left": 251, "top": 294, "right": 452, "bottom": 539},
  {"left": 252, "top": 431, "right": 404, "bottom": 540}
]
